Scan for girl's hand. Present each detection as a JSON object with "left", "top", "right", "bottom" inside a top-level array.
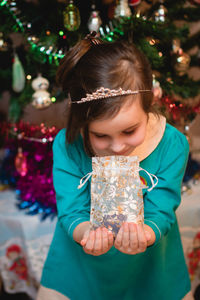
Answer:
[
  {"left": 80, "top": 227, "right": 114, "bottom": 256},
  {"left": 114, "top": 222, "right": 155, "bottom": 255}
]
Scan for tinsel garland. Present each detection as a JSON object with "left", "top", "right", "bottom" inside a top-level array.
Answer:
[
  {"left": 0, "top": 122, "right": 59, "bottom": 220},
  {"left": 158, "top": 95, "right": 200, "bottom": 124}
]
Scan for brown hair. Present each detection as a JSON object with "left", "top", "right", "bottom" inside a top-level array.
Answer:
[{"left": 56, "top": 37, "right": 153, "bottom": 156}]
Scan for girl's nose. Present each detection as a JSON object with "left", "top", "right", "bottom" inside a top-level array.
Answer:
[{"left": 110, "top": 140, "right": 126, "bottom": 153}]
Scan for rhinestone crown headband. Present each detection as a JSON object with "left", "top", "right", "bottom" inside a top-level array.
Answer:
[{"left": 74, "top": 87, "right": 152, "bottom": 104}]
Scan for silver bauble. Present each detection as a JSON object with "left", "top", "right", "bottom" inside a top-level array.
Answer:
[
  {"left": 31, "top": 74, "right": 49, "bottom": 91},
  {"left": 88, "top": 10, "right": 102, "bottom": 32},
  {"left": 114, "top": 0, "right": 132, "bottom": 18},
  {"left": 154, "top": 4, "right": 167, "bottom": 22},
  {"left": 32, "top": 90, "right": 51, "bottom": 109}
]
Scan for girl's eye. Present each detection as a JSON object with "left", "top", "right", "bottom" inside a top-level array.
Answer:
[
  {"left": 94, "top": 134, "right": 107, "bottom": 138},
  {"left": 123, "top": 129, "right": 136, "bottom": 135}
]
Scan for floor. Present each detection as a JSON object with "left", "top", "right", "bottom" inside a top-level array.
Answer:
[{"left": 0, "top": 285, "right": 31, "bottom": 300}]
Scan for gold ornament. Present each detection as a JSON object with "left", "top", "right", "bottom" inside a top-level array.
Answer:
[
  {"left": 174, "top": 49, "right": 191, "bottom": 76},
  {"left": 172, "top": 39, "right": 181, "bottom": 54},
  {"left": 0, "top": 32, "right": 8, "bottom": 51},
  {"left": 31, "top": 74, "right": 51, "bottom": 109},
  {"left": 63, "top": 0, "right": 81, "bottom": 31},
  {"left": 114, "top": 0, "right": 132, "bottom": 18},
  {"left": 152, "top": 75, "right": 162, "bottom": 100}
]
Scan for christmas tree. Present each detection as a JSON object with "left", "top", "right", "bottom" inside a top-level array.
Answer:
[{"left": 0, "top": 0, "right": 200, "bottom": 218}]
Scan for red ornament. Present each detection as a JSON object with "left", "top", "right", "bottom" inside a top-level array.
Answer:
[
  {"left": 15, "top": 147, "right": 28, "bottom": 177},
  {"left": 193, "top": 102, "right": 200, "bottom": 114},
  {"left": 129, "top": 0, "right": 141, "bottom": 6},
  {"left": 190, "top": 0, "right": 200, "bottom": 4}
]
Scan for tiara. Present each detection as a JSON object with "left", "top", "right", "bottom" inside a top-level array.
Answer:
[{"left": 74, "top": 87, "right": 152, "bottom": 104}]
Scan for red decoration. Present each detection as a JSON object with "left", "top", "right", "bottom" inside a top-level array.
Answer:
[
  {"left": 15, "top": 147, "right": 28, "bottom": 177},
  {"left": 129, "top": 0, "right": 141, "bottom": 6},
  {"left": 187, "top": 232, "right": 200, "bottom": 280},
  {"left": 190, "top": 0, "right": 200, "bottom": 4},
  {"left": 159, "top": 95, "right": 195, "bottom": 123},
  {"left": 6, "top": 244, "right": 29, "bottom": 281},
  {"left": 193, "top": 102, "right": 200, "bottom": 114}
]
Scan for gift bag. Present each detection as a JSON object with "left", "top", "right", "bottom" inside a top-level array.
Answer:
[{"left": 78, "top": 155, "right": 158, "bottom": 236}]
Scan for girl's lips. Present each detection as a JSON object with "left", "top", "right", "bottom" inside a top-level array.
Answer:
[{"left": 112, "top": 149, "right": 131, "bottom": 156}]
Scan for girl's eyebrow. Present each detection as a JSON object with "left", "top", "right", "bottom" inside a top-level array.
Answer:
[
  {"left": 122, "top": 123, "right": 140, "bottom": 131},
  {"left": 90, "top": 123, "right": 140, "bottom": 135}
]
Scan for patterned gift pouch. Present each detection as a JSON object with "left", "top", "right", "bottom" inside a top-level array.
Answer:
[{"left": 78, "top": 155, "right": 158, "bottom": 236}]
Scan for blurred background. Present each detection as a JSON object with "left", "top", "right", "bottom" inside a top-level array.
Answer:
[{"left": 0, "top": 0, "right": 200, "bottom": 299}]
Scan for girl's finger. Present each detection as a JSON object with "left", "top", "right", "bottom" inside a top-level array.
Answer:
[
  {"left": 102, "top": 228, "right": 109, "bottom": 251},
  {"left": 137, "top": 224, "right": 147, "bottom": 252},
  {"left": 85, "top": 230, "right": 95, "bottom": 251},
  {"left": 108, "top": 231, "right": 114, "bottom": 247},
  {"left": 80, "top": 230, "right": 90, "bottom": 246},
  {"left": 114, "top": 226, "right": 123, "bottom": 248},
  {"left": 121, "top": 222, "right": 129, "bottom": 249},
  {"left": 80, "top": 239, "right": 87, "bottom": 246},
  {"left": 129, "top": 223, "right": 138, "bottom": 251},
  {"left": 94, "top": 228, "right": 102, "bottom": 252}
]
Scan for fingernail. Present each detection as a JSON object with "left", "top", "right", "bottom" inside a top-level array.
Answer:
[{"left": 80, "top": 240, "right": 86, "bottom": 246}]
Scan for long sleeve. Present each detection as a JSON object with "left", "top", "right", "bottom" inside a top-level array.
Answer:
[
  {"left": 143, "top": 129, "right": 189, "bottom": 244},
  {"left": 52, "top": 129, "right": 91, "bottom": 240}
]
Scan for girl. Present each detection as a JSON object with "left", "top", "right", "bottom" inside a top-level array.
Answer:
[{"left": 37, "top": 32, "right": 192, "bottom": 300}]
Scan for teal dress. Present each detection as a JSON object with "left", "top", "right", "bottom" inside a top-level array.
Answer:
[{"left": 41, "top": 123, "right": 191, "bottom": 300}]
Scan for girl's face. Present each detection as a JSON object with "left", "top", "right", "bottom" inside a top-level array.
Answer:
[{"left": 89, "top": 97, "right": 148, "bottom": 156}]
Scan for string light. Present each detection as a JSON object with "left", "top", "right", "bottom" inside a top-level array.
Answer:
[
  {"left": 51, "top": 97, "right": 56, "bottom": 102},
  {"left": 10, "top": 123, "right": 58, "bottom": 144},
  {"left": 0, "top": 0, "right": 7, "bottom": 7},
  {"left": 26, "top": 75, "right": 32, "bottom": 80}
]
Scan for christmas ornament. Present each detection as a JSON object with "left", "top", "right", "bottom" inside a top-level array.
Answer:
[
  {"left": 31, "top": 74, "right": 51, "bottom": 109},
  {"left": 15, "top": 147, "right": 28, "bottom": 177},
  {"left": 183, "top": 123, "right": 192, "bottom": 147},
  {"left": 181, "top": 183, "right": 192, "bottom": 194},
  {"left": 129, "top": 0, "right": 141, "bottom": 6},
  {"left": 0, "top": 32, "right": 8, "bottom": 51},
  {"left": 63, "top": 0, "right": 81, "bottom": 31},
  {"left": 152, "top": 75, "right": 162, "bottom": 100},
  {"left": 88, "top": 4, "right": 102, "bottom": 32},
  {"left": 174, "top": 49, "right": 191, "bottom": 76},
  {"left": 190, "top": 0, "right": 200, "bottom": 4},
  {"left": 147, "top": 37, "right": 159, "bottom": 46},
  {"left": 154, "top": 4, "right": 167, "bottom": 22},
  {"left": 114, "top": 0, "right": 132, "bottom": 18},
  {"left": 12, "top": 53, "right": 25, "bottom": 93},
  {"left": 172, "top": 39, "right": 181, "bottom": 54}
]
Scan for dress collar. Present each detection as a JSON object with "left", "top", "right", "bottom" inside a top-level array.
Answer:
[{"left": 130, "top": 113, "right": 166, "bottom": 162}]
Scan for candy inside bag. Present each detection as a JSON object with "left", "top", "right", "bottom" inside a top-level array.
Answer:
[{"left": 89, "top": 156, "right": 145, "bottom": 236}]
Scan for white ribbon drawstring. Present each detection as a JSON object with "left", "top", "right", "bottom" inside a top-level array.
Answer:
[
  {"left": 139, "top": 167, "right": 158, "bottom": 192},
  {"left": 78, "top": 172, "right": 93, "bottom": 189},
  {"left": 78, "top": 168, "right": 158, "bottom": 192}
]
